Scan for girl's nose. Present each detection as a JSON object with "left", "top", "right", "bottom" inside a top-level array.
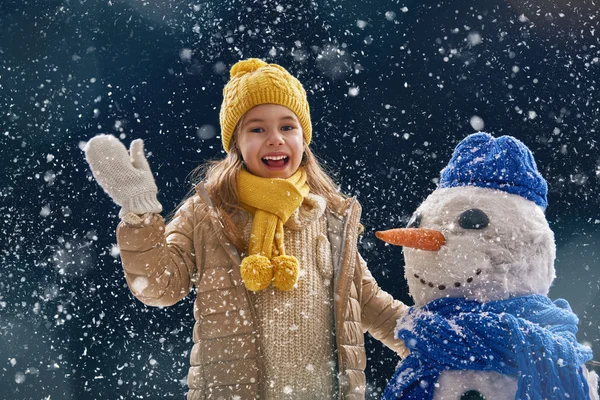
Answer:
[{"left": 266, "top": 129, "right": 285, "bottom": 146}]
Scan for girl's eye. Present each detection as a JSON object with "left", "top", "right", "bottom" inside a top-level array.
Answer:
[
  {"left": 281, "top": 125, "right": 295, "bottom": 131},
  {"left": 250, "top": 128, "right": 264, "bottom": 133},
  {"left": 458, "top": 208, "right": 489, "bottom": 229},
  {"left": 407, "top": 212, "right": 421, "bottom": 228}
]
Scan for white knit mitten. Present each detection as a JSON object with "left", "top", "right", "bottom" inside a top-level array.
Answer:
[{"left": 84, "top": 134, "right": 162, "bottom": 218}]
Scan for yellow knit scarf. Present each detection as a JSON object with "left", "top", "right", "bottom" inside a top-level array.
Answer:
[{"left": 237, "top": 168, "right": 310, "bottom": 291}]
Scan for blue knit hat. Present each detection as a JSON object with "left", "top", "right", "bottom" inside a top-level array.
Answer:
[{"left": 439, "top": 132, "right": 548, "bottom": 209}]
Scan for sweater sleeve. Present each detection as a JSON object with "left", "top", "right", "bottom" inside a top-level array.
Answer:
[
  {"left": 358, "top": 251, "right": 410, "bottom": 358},
  {"left": 116, "top": 197, "right": 198, "bottom": 307}
]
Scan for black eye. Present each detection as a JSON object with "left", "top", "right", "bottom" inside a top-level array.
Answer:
[
  {"left": 407, "top": 212, "right": 421, "bottom": 228},
  {"left": 458, "top": 208, "right": 489, "bottom": 229},
  {"left": 460, "top": 390, "right": 486, "bottom": 400}
]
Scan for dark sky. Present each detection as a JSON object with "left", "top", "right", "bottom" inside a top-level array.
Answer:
[{"left": 1, "top": 0, "right": 599, "bottom": 398}]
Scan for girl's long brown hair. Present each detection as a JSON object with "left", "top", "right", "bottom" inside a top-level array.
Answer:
[{"left": 169, "top": 124, "right": 346, "bottom": 252}]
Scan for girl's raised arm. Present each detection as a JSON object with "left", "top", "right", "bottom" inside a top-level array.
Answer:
[{"left": 84, "top": 135, "right": 198, "bottom": 307}]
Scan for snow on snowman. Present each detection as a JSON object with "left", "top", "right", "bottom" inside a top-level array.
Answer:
[{"left": 377, "top": 133, "right": 599, "bottom": 400}]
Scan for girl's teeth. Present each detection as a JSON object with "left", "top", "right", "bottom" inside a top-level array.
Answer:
[
  {"left": 262, "top": 156, "right": 289, "bottom": 167},
  {"left": 263, "top": 156, "right": 287, "bottom": 160}
]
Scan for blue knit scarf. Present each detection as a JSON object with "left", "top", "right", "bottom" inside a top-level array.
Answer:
[{"left": 382, "top": 295, "right": 593, "bottom": 400}]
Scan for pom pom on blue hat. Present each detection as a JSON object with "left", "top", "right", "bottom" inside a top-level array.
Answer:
[{"left": 439, "top": 132, "right": 548, "bottom": 209}]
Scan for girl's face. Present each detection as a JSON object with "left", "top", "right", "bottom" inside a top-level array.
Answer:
[{"left": 236, "top": 104, "right": 305, "bottom": 179}]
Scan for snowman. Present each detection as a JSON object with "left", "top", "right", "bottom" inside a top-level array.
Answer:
[{"left": 378, "top": 133, "right": 598, "bottom": 400}]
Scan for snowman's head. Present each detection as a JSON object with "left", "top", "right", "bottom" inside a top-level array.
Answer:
[
  {"left": 377, "top": 132, "right": 555, "bottom": 306},
  {"left": 378, "top": 186, "right": 555, "bottom": 306}
]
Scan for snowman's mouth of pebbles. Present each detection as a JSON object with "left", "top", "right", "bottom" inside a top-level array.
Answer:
[{"left": 413, "top": 269, "right": 482, "bottom": 291}]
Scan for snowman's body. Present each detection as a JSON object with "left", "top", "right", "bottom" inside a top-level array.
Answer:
[
  {"left": 434, "top": 371, "right": 516, "bottom": 400},
  {"left": 433, "top": 366, "right": 599, "bottom": 400},
  {"left": 379, "top": 133, "right": 598, "bottom": 400}
]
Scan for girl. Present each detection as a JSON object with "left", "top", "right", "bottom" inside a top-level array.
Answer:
[{"left": 84, "top": 58, "right": 409, "bottom": 400}]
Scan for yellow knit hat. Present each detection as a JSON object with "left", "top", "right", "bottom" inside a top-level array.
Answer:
[{"left": 219, "top": 58, "right": 312, "bottom": 152}]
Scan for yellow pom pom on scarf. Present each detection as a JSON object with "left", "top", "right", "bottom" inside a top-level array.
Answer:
[
  {"left": 237, "top": 168, "right": 309, "bottom": 291},
  {"left": 240, "top": 254, "right": 273, "bottom": 292},
  {"left": 272, "top": 255, "right": 300, "bottom": 291}
]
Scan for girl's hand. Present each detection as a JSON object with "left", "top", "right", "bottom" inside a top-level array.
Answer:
[{"left": 84, "top": 134, "right": 162, "bottom": 217}]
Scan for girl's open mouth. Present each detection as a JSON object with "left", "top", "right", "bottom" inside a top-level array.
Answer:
[{"left": 262, "top": 155, "right": 290, "bottom": 168}]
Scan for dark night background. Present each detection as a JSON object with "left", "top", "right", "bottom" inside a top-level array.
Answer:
[{"left": 1, "top": 0, "right": 599, "bottom": 398}]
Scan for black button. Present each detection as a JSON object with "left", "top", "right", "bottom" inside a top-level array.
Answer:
[{"left": 460, "top": 390, "right": 486, "bottom": 400}]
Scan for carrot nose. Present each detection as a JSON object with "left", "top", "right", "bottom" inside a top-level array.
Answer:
[{"left": 375, "top": 228, "right": 446, "bottom": 251}]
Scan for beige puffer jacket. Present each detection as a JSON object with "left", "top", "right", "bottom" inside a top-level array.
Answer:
[{"left": 116, "top": 183, "right": 408, "bottom": 399}]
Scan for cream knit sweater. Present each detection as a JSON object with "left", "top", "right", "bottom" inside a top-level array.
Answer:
[{"left": 244, "top": 193, "right": 337, "bottom": 399}]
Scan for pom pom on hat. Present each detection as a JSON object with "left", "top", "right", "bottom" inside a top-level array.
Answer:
[
  {"left": 230, "top": 58, "right": 268, "bottom": 78},
  {"left": 220, "top": 58, "right": 312, "bottom": 152},
  {"left": 439, "top": 132, "right": 548, "bottom": 209}
]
